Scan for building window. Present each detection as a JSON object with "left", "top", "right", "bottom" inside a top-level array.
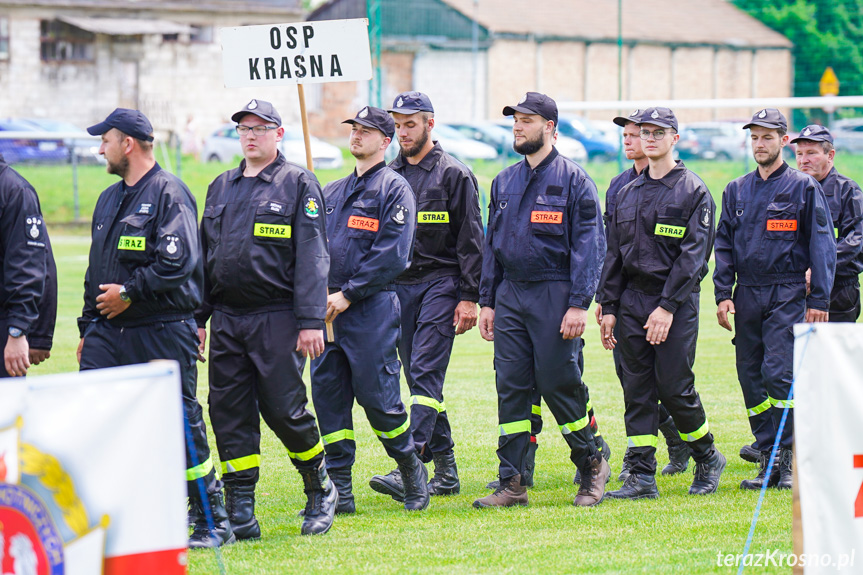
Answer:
[
  {"left": 0, "top": 17, "right": 9, "bottom": 60},
  {"left": 190, "top": 25, "right": 213, "bottom": 43},
  {"left": 40, "top": 20, "right": 94, "bottom": 62}
]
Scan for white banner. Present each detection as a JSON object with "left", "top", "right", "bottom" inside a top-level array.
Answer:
[
  {"left": 795, "top": 323, "right": 863, "bottom": 573},
  {"left": 221, "top": 18, "right": 372, "bottom": 88},
  {"left": 0, "top": 363, "right": 188, "bottom": 575}
]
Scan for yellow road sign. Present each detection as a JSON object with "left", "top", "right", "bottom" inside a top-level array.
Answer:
[{"left": 820, "top": 67, "right": 840, "bottom": 96}]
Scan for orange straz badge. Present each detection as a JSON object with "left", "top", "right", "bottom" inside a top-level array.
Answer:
[
  {"left": 766, "top": 219, "right": 797, "bottom": 231},
  {"left": 347, "top": 215, "right": 379, "bottom": 232},
  {"left": 530, "top": 211, "right": 563, "bottom": 224}
]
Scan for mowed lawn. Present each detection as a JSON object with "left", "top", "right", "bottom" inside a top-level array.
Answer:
[{"left": 26, "top": 153, "right": 863, "bottom": 574}]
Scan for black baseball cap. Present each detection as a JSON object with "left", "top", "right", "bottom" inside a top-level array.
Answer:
[
  {"left": 790, "top": 124, "right": 833, "bottom": 145},
  {"left": 613, "top": 108, "right": 646, "bottom": 127},
  {"left": 388, "top": 91, "right": 434, "bottom": 115},
  {"left": 87, "top": 108, "right": 154, "bottom": 142},
  {"left": 637, "top": 107, "right": 678, "bottom": 131},
  {"left": 743, "top": 108, "right": 787, "bottom": 131},
  {"left": 343, "top": 106, "right": 395, "bottom": 138},
  {"left": 231, "top": 99, "right": 282, "bottom": 125},
  {"left": 503, "top": 92, "right": 558, "bottom": 126}
]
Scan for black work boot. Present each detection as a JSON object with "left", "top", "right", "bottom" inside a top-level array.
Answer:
[
  {"left": 605, "top": 473, "right": 659, "bottom": 500},
  {"left": 487, "top": 440, "right": 538, "bottom": 490},
  {"left": 329, "top": 468, "right": 356, "bottom": 514},
  {"left": 225, "top": 483, "right": 260, "bottom": 540},
  {"left": 574, "top": 435, "right": 611, "bottom": 485},
  {"left": 300, "top": 462, "right": 338, "bottom": 535},
  {"left": 396, "top": 454, "right": 430, "bottom": 511},
  {"left": 659, "top": 416, "right": 691, "bottom": 475},
  {"left": 740, "top": 442, "right": 761, "bottom": 463},
  {"left": 188, "top": 491, "right": 237, "bottom": 548},
  {"left": 188, "top": 499, "right": 200, "bottom": 527},
  {"left": 618, "top": 448, "right": 634, "bottom": 482},
  {"left": 428, "top": 450, "right": 460, "bottom": 496},
  {"left": 369, "top": 468, "right": 404, "bottom": 502},
  {"left": 473, "top": 474, "right": 528, "bottom": 508},
  {"left": 574, "top": 454, "right": 610, "bottom": 507},
  {"left": 740, "top": 451, "right": 780, "bottom": 490},
  {"left": 776, "top": 448, "right": 793, "bottom": 490},
  {"left": 689, "top": 449, "right": 726, "bottom": 495}
]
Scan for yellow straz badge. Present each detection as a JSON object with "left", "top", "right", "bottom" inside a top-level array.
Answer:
[
  {"left": 254, "top": 223, "right": 291, "bottom": 238},
  {"left": 654, "top": 223, "right": 685, "bottom": 238},
  {"left": 418, "top": 211, "right": 449, "bottom": 223},
  {"left": 117, "top": 236, "right": 146, "bottom": 250}
]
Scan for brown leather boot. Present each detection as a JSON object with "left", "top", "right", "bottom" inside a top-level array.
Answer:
[
  {"left": 473, "top": 474, "right": 528, "bottom": 508},
  {"left": 574, "top": 455, "right": 610, "bottom": 507}
]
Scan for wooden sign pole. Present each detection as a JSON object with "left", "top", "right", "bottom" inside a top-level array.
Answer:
[{"left": 297, "top": 84, "right": 335, "bottom": 343}]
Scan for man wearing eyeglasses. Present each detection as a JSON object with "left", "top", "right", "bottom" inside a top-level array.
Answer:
[
  {"left": 598, "top": 107, "right": 726, "bottom": 500},
  {"left": 196, "top": 99, "right": 337, "bottom": 538}
]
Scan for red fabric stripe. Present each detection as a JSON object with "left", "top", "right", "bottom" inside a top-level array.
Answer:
[{"left": 105, "top": 548, "right": 187, "bottom": 575}]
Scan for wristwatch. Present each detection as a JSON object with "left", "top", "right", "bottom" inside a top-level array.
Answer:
[
  {"left": 8, "top": 327, "right": 24, "bottom": 338},
  {"left": 119, "top": 285, "right": 131, "bottom": 303}
]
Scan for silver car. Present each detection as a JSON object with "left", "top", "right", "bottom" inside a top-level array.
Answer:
[
  {"left": 831, "top": 118, "right": 863, "bottom": 154},
  {"left": 202, "top": 123, "right": 344, "bottom": 169}
]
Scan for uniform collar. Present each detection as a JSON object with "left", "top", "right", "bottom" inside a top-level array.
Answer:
[
  {"left": 643, "top": 160, "right": 686, "bottom": 189},
  {"left": 756, "top": 161, "right": 789, "bottom": 181},
  {"left": 355, "top": 160, "right": 386, "bottom": 181},
  {"left": 231, "top": 152, "right": 286, "bottom": 183},
  {"left": 523, "top": 146, "right": 559, "bottom": 173},
  {"left": 818, "top": 166, "right": 838, "bottom": 185},
  {"left": 391, "top": 141, "right": 442, "bottom": 172},
  {"left": 123, "top": 162, "right": 161, "bottom": 194}
]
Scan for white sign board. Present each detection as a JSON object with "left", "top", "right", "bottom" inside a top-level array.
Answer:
[
  {"left": 221, "top": 18, "right": 372, "bottom": 88},
  {"left": 795, "top": 323, "right": 863, "bottom": 574}
]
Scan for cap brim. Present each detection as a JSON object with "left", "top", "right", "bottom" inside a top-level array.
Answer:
[
  {"left": 342, "top": 118, "right": 391, "bottom": 136},
  {"left": 387, "top": 107, "right": 423, "bottom": 114},
  {"left": 231, "top": 110, "right": 280, "bottom": 125},
  {"left": 613, "top": 116, "right": 636, "bottom": 127},
  {"left": 790, "top": 135, "right": 830, "bottom": 145},
  {"left": 638, "top": 120, "right": 676, "bottom": 130},
  {"left": 743, "top": 121, "right": 785, "bottom": 131},
  {"left": 86, "top": 121, "right": 112, "bottom": 136},
  {"left": 503, "top": 104, "right": 542, "bottom": 117}
]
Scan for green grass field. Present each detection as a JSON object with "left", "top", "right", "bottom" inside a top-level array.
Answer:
[{"left": 24, "top": 153, "right": 863, "bottom": 574}]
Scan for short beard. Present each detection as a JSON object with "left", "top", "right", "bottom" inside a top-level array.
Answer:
[
  {"left": 107, "top": 155, "right": 129, "bottom": 178},
  {"left": 755, "top": 148, "right": 781, "bottom": 167},
  {"left": 514, "top": 131, "right": 544, "bottom": 156},
  {"left": 350, "top": 149, "right": 369, "bottom": 160},
  {"left": 400, "top": 127, "right": 430, "bottom": 158}
]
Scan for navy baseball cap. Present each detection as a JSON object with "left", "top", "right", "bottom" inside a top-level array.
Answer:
[
  {"left": 343, "top": 106, "right": 395, "bottom": 138},
  {"left": 791, "top": 124, "right": 833, "bottom": 145},
  {"left": 87, "top": 108, "right": 154, "bottom": 142},
  {"left": 744, "top": 108, "right": 787, "bottom": 131},
  {"left": 503, "top": 92, "right": 558, "bottom": 126},
  {"left": 637, "top": 107, "right": 678, "bottom": 131},
  {"left": 231, "top": 99, "right": 282, "bottom": 125},
  {"left": 388, "top": 91, "right": 434, "bottom": 115},
  {"left": 613, "top": 108, "right": 645, "bottom": 127}
]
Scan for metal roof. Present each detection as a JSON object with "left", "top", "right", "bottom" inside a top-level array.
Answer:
[{"left": 58, "top": 15, "right": 192, "bottom": 35}]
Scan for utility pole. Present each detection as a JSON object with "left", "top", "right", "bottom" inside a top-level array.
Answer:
[{"left": 367, "top": 0, "right": 382, "bottom": 107}]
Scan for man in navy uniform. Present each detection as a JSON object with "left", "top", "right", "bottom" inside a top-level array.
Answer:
[
  {"left": 599, "top": 107, "right": 725, "bottom": 500},
  {"left": 367, "top": 92, "right": 484, "bottom": 502},
  {"left": 475, "top": 92, "right": 610, "bottom": 508},
  {"left": 78, "top": 108, "right": 233, "bottom": 547},
  {"left": 311, "top": 106, "right": 428, "bottom": 512},
  {"left": 196, "top": 99, "right": 337, "bottom": 538},
  {"left": 714, "top": 109, "right": 835, "bottom": 490}
]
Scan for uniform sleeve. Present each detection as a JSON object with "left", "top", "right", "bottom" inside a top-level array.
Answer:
[
  {"left": 449, "top": 169, "right": 484, "bottom": 302},
  {"left": 341, "top": 177, "right": 417, "bottom": 303},
  {"left": 835, "top": 180, "right": 863, "bottom": 278},
  {"left": 660, "top": 183, "right": 715, "bottom": 313},
  {"left": 28, "top": 232, "right": 57, "bottom": 350},
  {"left": 1, "top": 183, "right": 47, "bottom": 334},
  {"left": 713, "top": 184, "right": 736, "bottom": 304},
  {"left": 567, "top": 172, "right": 605, "bottom": 309},
  {"left": 293, "top": 174, "right": 329, "bottom": 330},
  {"left": 123, "top": 181, "right": 201, "bottom": 303},
  {"left": 478, "top": 178, "right": 503, "bottom": 308},
  {"left": 597, "top": 190, "right": 625, "bottom": 317},
  {"left": 805, "top": 181, "right": 837, "bottom": 311},
  {"left": 194, "top": 182, "right": 216, "bottom": 327}
]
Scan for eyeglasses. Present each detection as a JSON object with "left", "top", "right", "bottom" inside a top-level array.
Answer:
[
  {"left": 236, "top": 125, "right": 278, "bottom": 136},
  {"left": 639, "top": 128, "right": 674, "bottom": 140}
]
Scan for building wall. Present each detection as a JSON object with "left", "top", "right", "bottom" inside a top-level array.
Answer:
[
  {"left": 487, "top": 39, "right": 537, "bottom": 122},
  {"left": 413, "top": 49, "right": 487, "bottom": 123}
]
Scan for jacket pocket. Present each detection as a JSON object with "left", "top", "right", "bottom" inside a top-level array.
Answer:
[
  {"left": 530, "top": 195, "right": 567, "bottom": 236},
  {"left": 346, "top": 200, "right": 380, "bottom": 240},
  {"left": 202, "top": 204, "right": 225, "bottom": 247},
  {"left": 616, "top": 206, "right": 637, "bottom": 245},
  {"left": 117, "top": 213, "right": 153, "bottom": 263},
  {"left": 252, "top": 201, "right": 293, "bottom": 245},
  {"left": 764, "top": 202, "right": 799, "bottom": 241}
]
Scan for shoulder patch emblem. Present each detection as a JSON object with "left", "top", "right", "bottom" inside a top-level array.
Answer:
[
  {"left": 304, "top": 197, "right": 320, "bottom": 218},
  {"left": 392, "top": 204, "right": 408, "bottom": 225},
  {"left": 701, "top": 205, "right": 711, "bottom": 227}
]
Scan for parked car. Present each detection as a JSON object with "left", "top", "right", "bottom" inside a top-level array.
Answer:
[
  {"left": 556, "top": 115, "right": 618, "bottom": 161},
  {"left": 21, "top": 118, "right": 103, "bottom": 164},
  {"left": 675, "top": 128, "right": 708, "bottom": 160},
  {"left": 449, "top": 121, "right": 518, "bottom": 159},
  {"left": 431, "top": 124, "right": 499, "bottom": 163},
  {"left": 830, "top": 118, "right": 863, "bottom": 154},
  {"left": 489, "top": 119, "right": 588, "bottom": 163},
  {"left": 202, "top": 123, "right": 344, "bottom": 170},
  {"left": 682, "top": 121, "right": 748, "bottom": 161},
  {"left": 0, "top": 119, "right": 68, "bottom": 164}
]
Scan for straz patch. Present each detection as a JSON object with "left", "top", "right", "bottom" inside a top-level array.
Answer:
[
  {"left": 117, "top": 236, "right": 146, "bottom": 251},
  {"left": 655, "top": 223, "right": 685, "bottom": 238},
  {"left": 418, "top": 211, "right": 449, "bottom": 224},
  {"left": 530, "top": 211, "right": 563, "bottom": 224},
  {"left": 254, "top": 223, "right": 291, "bottom": 238},
  {"left": 304, "top": 197, "right": 320, "bottom": 219},
  {"left": 348, "top": 216, "right": 379, "bottom": 232},
  {"left": 766, "top": 219, "right": 797, "bottom": 232}
]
